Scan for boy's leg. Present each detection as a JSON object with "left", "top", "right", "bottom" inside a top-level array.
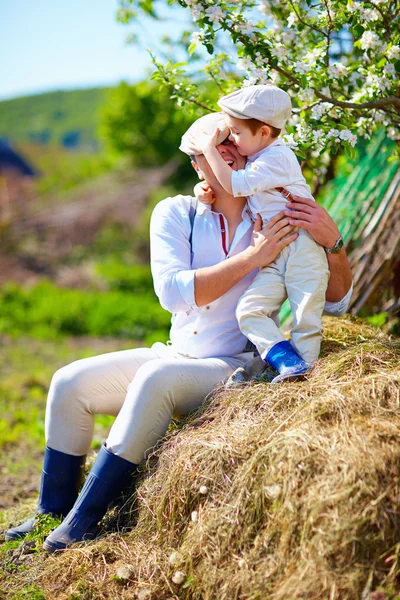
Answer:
[
  {"left": 45, "top": 347, "right": 161, "bottom": 456},
  {"left": 106, "top": 354, "right": 246, "bottom": 464},
  {"left": 236, "top": 255, "right": 288, "bottom": 360},
  {"left": 285, "top": 232, "right": 330, "bottom": 365}
]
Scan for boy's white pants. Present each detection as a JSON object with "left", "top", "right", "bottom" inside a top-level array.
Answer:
[
  {"left": 236, "top": 230, "right": 330, "bottom": 365},
  {"left": 45, "top": 343, "right": 249, "bottom": 465}
]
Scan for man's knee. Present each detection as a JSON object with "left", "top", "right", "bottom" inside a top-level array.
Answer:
[
  {"left": 47, "top": 361, "right": 88, "bottom": 413},
  {"left": 129, "top": 360, "right": 177, "bottom": 397}
]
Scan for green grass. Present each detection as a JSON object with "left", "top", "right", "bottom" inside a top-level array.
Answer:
[{"left": 0, "top": 281, "right": 170, "bottom": 343}]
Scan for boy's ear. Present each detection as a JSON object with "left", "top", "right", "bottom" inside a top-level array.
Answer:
[
  {"left": 191, "top": 160, "right": 204, "bottom": 180},
  {"left": 260, "top": 125, "right": 271, "bottom": 138}
]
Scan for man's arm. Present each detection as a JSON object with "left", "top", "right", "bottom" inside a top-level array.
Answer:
[
  {"left": 194, "top": 213, "right": 297, "bottom": 306},
  {"left": 284, "top": 196, "right": 353, "bottom": 302}
]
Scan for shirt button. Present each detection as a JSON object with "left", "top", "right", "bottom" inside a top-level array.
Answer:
[
  {"left": 206, "top": 306, "right": 210, "bottom": 310},
  {"left": 193, "top": 331, "right": 197, "bottom": 335}
]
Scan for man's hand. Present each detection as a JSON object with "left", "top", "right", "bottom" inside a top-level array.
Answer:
[
  {"left": 246, "top": 212, "right": 298, "bottom": 268},
  {"left": 284, "top": 196, "right": 340, "bottom": 249}
]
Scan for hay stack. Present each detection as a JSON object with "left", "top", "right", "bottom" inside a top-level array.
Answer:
[{"left": 4, "top": 317, "right": 400, "bottom": 600}]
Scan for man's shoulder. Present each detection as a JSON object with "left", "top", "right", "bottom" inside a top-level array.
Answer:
[{"left": 152, "top": 194, "right": 194, "bottom": 219}]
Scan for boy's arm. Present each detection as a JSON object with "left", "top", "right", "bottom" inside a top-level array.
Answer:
[
  {"left": 188, "top": 127, "right": 234, "bottom": 194},
  {"left": 203, "top": 146, "right": 234, "bottom": 194}
]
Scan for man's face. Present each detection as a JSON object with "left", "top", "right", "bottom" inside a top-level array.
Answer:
[{"left": 194, "top": 138, "right": 246, "bottom": 185}]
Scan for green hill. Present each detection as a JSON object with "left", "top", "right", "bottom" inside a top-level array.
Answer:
[{"left": 0, "top": 87, "right": 110, "bottom": 151}]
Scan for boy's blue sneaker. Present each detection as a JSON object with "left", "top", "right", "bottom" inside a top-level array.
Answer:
[{"left": 265, "top": 340, "right": 310, "bottom": 385}]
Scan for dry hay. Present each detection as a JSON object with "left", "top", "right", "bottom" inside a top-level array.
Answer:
[{"left": 4, "top": 317, "right": 400, "bottom": 600}]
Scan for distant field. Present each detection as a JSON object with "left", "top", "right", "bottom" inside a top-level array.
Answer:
[{"left": 0, "top": 87, "right": 110, "bottom": 150}]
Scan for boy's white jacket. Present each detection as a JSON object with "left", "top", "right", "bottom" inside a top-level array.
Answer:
[{"left": 150, "top": 195, "right": 352, "bottom": 360}]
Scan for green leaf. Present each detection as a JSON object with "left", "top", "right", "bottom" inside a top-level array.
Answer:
[
  {"left": 188, "top": 42, "right": 197, "bottom": 56},
  {"left": 206, "top": 43, "right": 214, "bottom": 55}
]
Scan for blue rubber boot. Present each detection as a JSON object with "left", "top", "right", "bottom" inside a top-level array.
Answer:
[
  {"left": 5, "top": 447, "right": 86, "bottom": 541},
  {"left": 265, "top": 340, "right": 310, "bottom": 385},
  {"left": 43, "top": 444, "right": 137, "bottom": 552}
]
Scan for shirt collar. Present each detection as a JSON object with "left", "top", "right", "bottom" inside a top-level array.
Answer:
[
  {"left": 247, "top": 138, "right": 285, "bottom": 162},
  {"left": 193, "top": 197, "right": 253, "bottom": 224}
]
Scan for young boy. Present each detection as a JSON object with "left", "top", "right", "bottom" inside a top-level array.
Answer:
[{"left": 192, "top": 84, "right": 331, "bottom": 383}]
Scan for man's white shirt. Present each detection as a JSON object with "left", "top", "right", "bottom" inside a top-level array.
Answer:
[{"left": 150, "top": 194, "right": 352, "bottom": 359}]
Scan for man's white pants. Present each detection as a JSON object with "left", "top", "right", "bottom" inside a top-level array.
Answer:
[
  {"left": 45, "top": 343, "right": 249, "bottom": 465},
  {"left": 236, "top": 231, "right": 330, "bottom": 365}
]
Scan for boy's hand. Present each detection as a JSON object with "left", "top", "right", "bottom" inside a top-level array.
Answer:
[
  {"left": 194, "top": 181, "right": 215, "bottom": 205},
  {"left": 188, "top": 128, "right": 221, "bottom": 155}
]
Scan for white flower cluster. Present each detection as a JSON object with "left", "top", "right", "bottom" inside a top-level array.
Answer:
[
  {"left": 328, "top": 62, "right": 349, "bottom": 79},
  {"left": 326, "top": 128, "right": 357, "bottom": 146},
  {"left": 283, "top": 133, "right": 299, "bottom": 149},
  {"left": 205, "top": 5, "right": 225, "bottom": 23},
  {"left": 243, "top": 67, "right": 271, "bottom": 86},
  {"left": 258, "top": 0, "right": 271, "bottom": 16},
  {"left": 287, "top": 12, "right": 297, "bottom": 28},
  {"left": 270, "top": 44, "right": 286, "bottom": 61},
  {"left": 365, "top": 72, "right": 392, "bottom": 94},
  {"left": 359, "top": 31, "right": 384, "bottom": 52},
  {"left": 235, "top": 19, "right": 257, "bottom": 36},
  {"left": 294, "top": 61, "right": 311, "bottom": 75},
  {"left": 311, "top": 103, "right": 332, "bottom": 120},
  {"left": 298, "top": 87, "right": 315, "bottom": 103},
  {"left": 387, "top": 45, "right": 400, "bottom": 60}
]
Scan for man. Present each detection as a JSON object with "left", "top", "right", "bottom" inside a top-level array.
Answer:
[{"left": 5, "top": 113, "right": 352, "bottom": 551}]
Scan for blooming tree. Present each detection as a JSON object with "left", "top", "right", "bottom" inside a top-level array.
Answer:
[{"left": 118, "top": 0, "right": 399, "bottom": 171}]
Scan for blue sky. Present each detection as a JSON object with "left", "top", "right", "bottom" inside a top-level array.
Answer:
[{"left": 0, "top": 0, "right": 186, "bottom": 101}]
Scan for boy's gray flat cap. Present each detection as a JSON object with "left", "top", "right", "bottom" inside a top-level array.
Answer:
[
  {"left": 218, "top": 84, "right": 291, "bottom": 129},
  {"left": 179, "top": 112, "right": 229, "bottom": 156}
]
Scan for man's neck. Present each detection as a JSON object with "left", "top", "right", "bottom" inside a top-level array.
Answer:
[{"left": 211, "top": 186, "right": 246, "bottom": 218}]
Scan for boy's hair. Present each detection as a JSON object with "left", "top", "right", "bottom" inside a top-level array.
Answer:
[{"left": 244, "top": 118, "right": 281, "bottom": 138}]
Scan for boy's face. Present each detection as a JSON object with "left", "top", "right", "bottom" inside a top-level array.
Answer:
[
  {"left": 194, "top": 138, "right": 246, "bottom": 185},
  {"left": 225, "top": 114, "right": 263, "bottom": 157}
]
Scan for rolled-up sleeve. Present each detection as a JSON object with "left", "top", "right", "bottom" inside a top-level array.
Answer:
[
  {"left": 323, "top": 283, "right": 353, "bottom": 317},
  {"left": 150, "top": 197, "right": 197, "bottom": 313},
  {"left": 231, "top": 153, "right": 293, "bottom": 198}
]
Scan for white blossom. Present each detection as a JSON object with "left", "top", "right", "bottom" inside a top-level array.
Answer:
[
  {"left": 360, "top": 31, "right": 382, "bottom": 51},
  {"left": 270, "top": 45, "right": 286, "bottom": 61},
  {"left": 326, "top": 128, "right": 340, "bottom": 139},
  {"left": 287, "top": 12, "right": 297, "bottom": 27},
  {"left": 205, "top": 5, "right": 225, "bottom": 23},
  {"left": 237, "top": 57, "right": 253, "bottom": 71},
  {"left": 294, "top": 61, "right": 310, "bottom": 75},
  {"left": 339, "top": 129, "right": 357, "bottom": 146},
  {"left": 190, "top": 31, "right": 203, "bottom": 44},
  {"left": 298, "top": 87, "right": 315, "bottom": 103},
  {"left": 269, "top": 71, "right": 281, "bottom": 84},
  {"left": 359, "top": 8, "right": 380, "bottom": 23},
  {"left": 258, "top": 0, "right": 271, "bottom": 15},
  {"left": 328, "top": 62, "right": 349, "bottom": 78},
  {"left": 311, "top": 103, "right": 331, "bottom": 120},
  {"left": 383, "top": 63, "right": 396, "bottom": 76},
  {"left": 387, "top": 127, "right": 400, "bottom": 140},
  {"left": 283, "top": 133, "right": 299, "bottom": 149},
  {"left": 387, "top": 45, "right": 400, "bottom": 60},
  {"left": 281, "top": 29, "right": 296, "bottom": 43},
  {"left": 235, "top": 20, "right": 257, "bottom": 36},
  {"left": 312, "top": 130, "right": 324, "bottom": 142}
]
